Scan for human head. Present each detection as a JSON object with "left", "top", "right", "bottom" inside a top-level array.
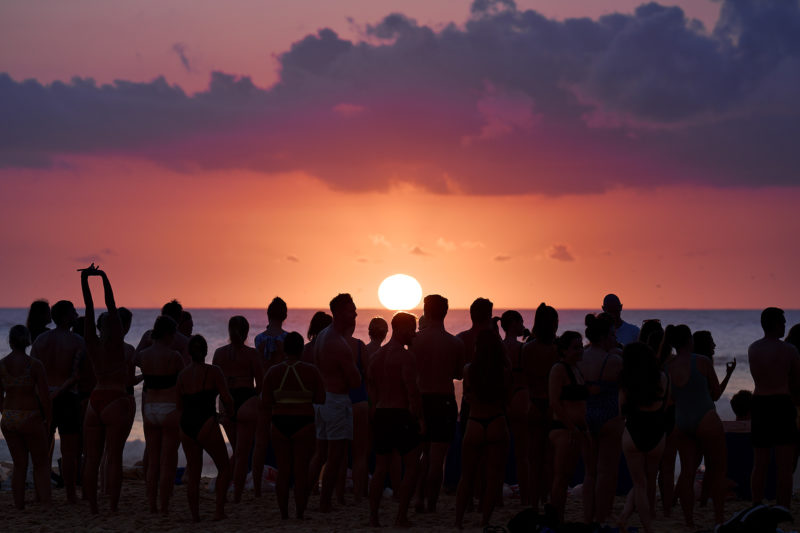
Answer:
[
  {"left": 151, "top": 315, "right": 177, "bottom": 341},
  {"left": 659, "top": 324, "right": 692, "bottom": 365},
  {"left": 188, "top": 334, "right": 208, "bottom": 363},
  {"left": 228, "top": 315, "right": 250, "bottom": 345},
  {"left": 368, "top": 317, "right": 388, "bottom": 344},
  {"left": 730, "top": 390, "right": 753, "bottom": 421},
  {"left": 329, "top": 293, "right": 357, "bottom": 330},
  {"left": 9, "top": 324, "right": 31, "bottom": 351},
  {"left": 532, "top": 303, "right": 558, "bottom": 344},
  {"left": 178, "top": 311, "right": 193, "bottom": 337},
  {"left": 760, "top": 307, "right": 786, "bottom": 338},
  {"left": 469, "top": 297, "right": 493, "bottom": 327},
  {"left": 556, "top": 331, "right": 583, "bottom": 364},
  {"left": 500, "top": 310, "right": 524, "bottom": 337},
  {"left": 423, "top": 294, "right": 448, "bottom": 323},
  {"left": 118, "top": 307, "right": 133, "bottom": 335},
  {"left": 51, "top": 300, "right": 77, "bottom": 327},
  {"left": 267, "top": 297, "right": 288, "bottom": 323},
  {"left": 283, "top": 331, "right": 304, "bottom": 358},
  {"left": 391, "top": 312, "right": 417, "bottom": 346},
  {"left": 585, "top": 312, "right": 616, "bottom": 348},
  {"left": 26, "top": 299, "right": 51, "bottom": 331},
  {"left": 692, "top": 330, "right": 715, "bottom": 358},
  {"left": 786, "top": 323, "right": 800, "bottom": 352},
  {"left": 307, "top": 311, "right": 333, "bottom": 341},
  {"left": 602, "top": 293, "right": 623, "bottom": 322},
  {"left": 161, "top": 299, "right": 183, "bottom": 323},
  {"left": 639, "top": 319, "right": 664, "bottom": 354}
]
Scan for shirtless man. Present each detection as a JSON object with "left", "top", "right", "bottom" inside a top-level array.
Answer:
[
  {"left": 368, "top": 312, "right": 423, "bottom": 527},
  {"left": 136, "top": 300, "right": 190, "bottom": 365},
  {"left": 456, "top": 298, "right": 494, "bottom": 433},
  {"left": 312, "top": 293, "right": 361, "bottom": 512},
  {"left": 413, "top": 295, "right": 464, "bottom": 513},
  {"left": 602, "top": 293, "right": 640, "bottom": 347},
  {"left": 31, "top": 299, "right": 84, "bottom": 503},
  {"left": 747, "top": 307, "right": 800, "bottom": 507}
]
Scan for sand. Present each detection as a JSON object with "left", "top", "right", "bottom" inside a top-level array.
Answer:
[{"left": 2, "top": 471, "right": 798, "bottom": 533}]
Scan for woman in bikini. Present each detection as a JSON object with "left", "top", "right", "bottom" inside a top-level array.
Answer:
[
  {"left": 262, "top": 331, "right": 325, "bottom": 519},
  {"left": 522, "top": 302, "right": 559, "bottom": 512},
  {"left": 548, "top": 330, "right": 590, "bottom": 524},
  {"left": 79, "top": 265, "right": 135, "bottom": 513},
  {"left": 0, "top": 325, "right": 51, "bottom": 509},
  {"left": 135, "top": 315, "right": 184, "bottom": 515},
  {"left": 618, "top": 342, "right": 670, "bottom": 533},
  {"left": 663, "top": 324, "right": 726, "bottom": 528},
  {"left": 579, "top": 312, "right": 623, "bottom": 525},
  {"left": 455, "top": 330, "right": 511, "bottom": 529},
  {"left": 212, "top": 315, "right": 262, "bottom": 502},
  {"left": 500, "top": 310, "right": 531, "bottom": 505},
  {"left": 178, "top": 334, "right": 233, "bottom": 521}
]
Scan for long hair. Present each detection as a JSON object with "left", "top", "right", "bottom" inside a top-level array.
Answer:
[
  {"left": 532, "top": 303, "right": 558, "bottom": 344},
  {"left": 620, "top": 342, "right": 662, "bottom": 408},
  {"left": 470, "top": 329, "right": 506, "bottom": 404},
  {"left": 658, "top": 324, "right": 692, "bottom": 366}
]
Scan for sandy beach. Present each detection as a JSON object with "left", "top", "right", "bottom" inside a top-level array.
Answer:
[{"left": 2, "top": 471, "right": 796, "bottom": 533}]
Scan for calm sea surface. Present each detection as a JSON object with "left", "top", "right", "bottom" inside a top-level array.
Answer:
[{"left": 1, "top": 308, "right": 799, "bottom": 471}]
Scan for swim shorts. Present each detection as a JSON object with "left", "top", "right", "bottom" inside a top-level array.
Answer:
[
  {"left": 421, "top": 393, "right": 457, "bottom": 443},
  {"left": 315, "top": 392, "right": 353, "bottom": 441}
]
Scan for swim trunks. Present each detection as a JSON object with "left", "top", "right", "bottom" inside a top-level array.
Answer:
[
  {"left": 315, "top": 392, "right": 353, "bottom": 441},
  {"left": 51, "top": 391, "right": 81, "bottom": 435},
  {"left": 421, "top": 393, "right": 457, "bottom": 443},
  {"left": 751, "top": 394, "right": 797, "bottom": 448},
  {"left": 373, "top": 408, "right": 420, "bottom": 455}
]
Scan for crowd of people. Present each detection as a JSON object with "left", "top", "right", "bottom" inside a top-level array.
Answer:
[{"left": 2, "top": 265, "right": 800, "bottom": 532}]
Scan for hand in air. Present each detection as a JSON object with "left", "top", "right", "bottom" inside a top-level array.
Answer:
[
  {"left": 78, "top": 263, "right": 103, "bottom": 276},
  {"left": 726, "top": 358, "right": 737, "bottom": 375}
]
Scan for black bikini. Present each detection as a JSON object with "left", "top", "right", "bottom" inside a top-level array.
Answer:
[
  {"left": 468, "top": 413, "right": 505, "bottom": 430},
  {"left": 180, "top": 366, "right": 218, "bottom": 441},
  {"left": 623, "top": 376, "right": 670, "bottom": 453},
  {"left": 230, "top": 386, "right": 257, "bottom": 415},
  {"left": 143, "top": 373, "right": 178, "bottom": 391},
  {"left": 558, "top": 362, "right": 589, "bottom": 401}
]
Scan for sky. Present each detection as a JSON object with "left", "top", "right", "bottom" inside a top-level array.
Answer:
[{"left": 1, "top": 0, "right": 799, "bottom": 310}]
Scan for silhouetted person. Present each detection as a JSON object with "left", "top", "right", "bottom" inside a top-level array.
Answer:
[
  {"left": 31, "top": 299, "right": 84, "bottom": 503},
  {"left": 136, "top": 315, "right": 183, "bottom": 515},
  {"left": 663, "top": 324, "right": 726, "bottom": 527},
  {"left": 548, "top": 331, "right": 589, "bottom": 524},
  {"left": 730, "top": 390, "right": 753, "bottom": 422},
  {"left": 26, "top": 299, "right": 51, "bottom": 342},
  {"left": 252, "top": 296, "right": 288, "bottom": 497},
  {"left": 785, "top": 323, "right": 800, "bottom": 353},
  {"left": 617, "top": 342, "right": 670, "bottom": 533},
  {"left": 580, "top": 312, "right": 623, "bottom": 525},
  {"left": 523, "top": 302, "right": 559, "bottom": 512},
  {"left": 301, "top": 311, "right": 332, "bottom": 364},
  {"left": 311, "top": 293, "right": 361, "bottom": 513},
  {"left": 413, "top": 295, "right": 464, "bottom": 513},
  {"left": 262, "top": 331, "right": 324, "bottom": 519},
  {"left": 366, "top": 316, "right": 388, "bottom": 358},
  {"left": 178, "top": 335, "right": 233, "bottom": 522},
  {"left": 456, "top": 298, "right": 493, "bottom": 436},
  {"left": 178, "top": 311, "right": 193, "bottom": 338},
  {"left": 638, "top": 319, "right": 664, "bottom": 354},
  {"left": 747, "top": 307, "right": 800, "bottom": 508},
  {"left": 455, "top": 329, "right": 510, "bottom": 529},
  {"left": 136, "top": 299, "right": 190, "bottom": 365},
  {"left": 602, "top": 294, "right": 640, "bottom": 346},
  {"left": 79, "top": 265, "right": 134, "bottom": 513},
  {"left": 212, "top": 316, "right": 261, "bottom": 502},
  {"left": 368, "top": 312, "right": 422, "bottom": 527},
  {"left": 0, "top": 325, "right": 52, "bottom": 509},
  {"left": 346, "top": 324, "right": 369, "bottom": 503}
]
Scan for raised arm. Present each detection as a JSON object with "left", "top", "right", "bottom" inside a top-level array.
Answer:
[{"left": 80, "top": 265, "right": 98, "bottom": 340}]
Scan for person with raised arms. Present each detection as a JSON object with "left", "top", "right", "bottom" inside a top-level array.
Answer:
[
  {"left": 368, "top": 312, "right": 423, "bottom": 527},
  {"left": 79, "top": 265, "right": 135, "bottom": 514}
]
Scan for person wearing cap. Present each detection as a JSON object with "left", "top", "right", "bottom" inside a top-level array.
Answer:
[{"left": 602, "top": 294, "right": 640, "bottom": 347}]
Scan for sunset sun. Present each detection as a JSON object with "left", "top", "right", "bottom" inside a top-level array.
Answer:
[{"left": 378, "top": 274, "right": 423, "bottom": 311}]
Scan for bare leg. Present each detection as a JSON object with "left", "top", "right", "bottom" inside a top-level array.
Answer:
[
  {"left": 2, "top": 425, "right": 30, "bottom": 509},
  {"left": 271, "top": 425, "right": 292, "bottom": 519},
  {"left": 232, "top": 398, "right": 257, "bottom": 503},
  {"left": 369, "top": 454, "right": 390, "bottom": 527},
  {"left": 396, "top": 446, "right": 421, "bottom": 527},
  {"left": 425, "top": 442, "right": 450, "bottom": 512},
  {"left": 60, "top": 433, "right": 80, "bottom": 503},
  {"left": 308, "top": 439, "right": 327, "bottom": 498},
  {"left": 775, "top": 443, "right": 796, "bottom": 508},
  {"left": 181, "top": 434, "right": 204, "bottom": 522},
  {"left": 455, "top": 421, "right": 481, "bottom": 529},
  {"left": 158, "top": 411, "right": 181, "bottom": 516},
  {"left": 595, "top": 417, "right": 624, "bottom": 523},
  {"left": 252, "top": 414, "right": 268, "bottom": 497},
  {"left": 143, "top": 422, "right": 162, "bottom": 513},
  {"left": 549, "top": 428, "right": 581, "bottom": 524},
  {"left": 351, "top": 402, "right": 369, "bottom": 503},
  {"left": 675, "top": 431, "right": 697, "bottom": 527},
  {"left": 198, "top": 420, "right": 231, "bottom": 521},
  {"left": 292, "top": 425, "right": 316, "bottom": 518},
  {"left": 320, "top": 439, "right": 346, "bottom": 512},
  {"left": 481, "top": 421, "right": 510, "bottom": 527}
]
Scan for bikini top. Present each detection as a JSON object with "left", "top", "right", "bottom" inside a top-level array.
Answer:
[
  {"left": 274, "top": 361, "right": 314, "bottom": 404},
  {"left": 558, "top": 361, "right": 589, "bottom": 402},
  {"left": 143, "top": 373, "right": 178, "bottom": 390},
  {"left": 585, "top": 354, "right": 618, "bottom": 396},
  {"left": 0, "top": 359, "right": 33, "bottom": 388}
]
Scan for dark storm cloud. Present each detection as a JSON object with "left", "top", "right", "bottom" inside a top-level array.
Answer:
[{"left": 2, "top": 0, "right": 799, "bottom": 193}]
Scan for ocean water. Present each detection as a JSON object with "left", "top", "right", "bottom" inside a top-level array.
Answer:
[{"left": 1, "top": 307, "right": 799, "bottom": 473}]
